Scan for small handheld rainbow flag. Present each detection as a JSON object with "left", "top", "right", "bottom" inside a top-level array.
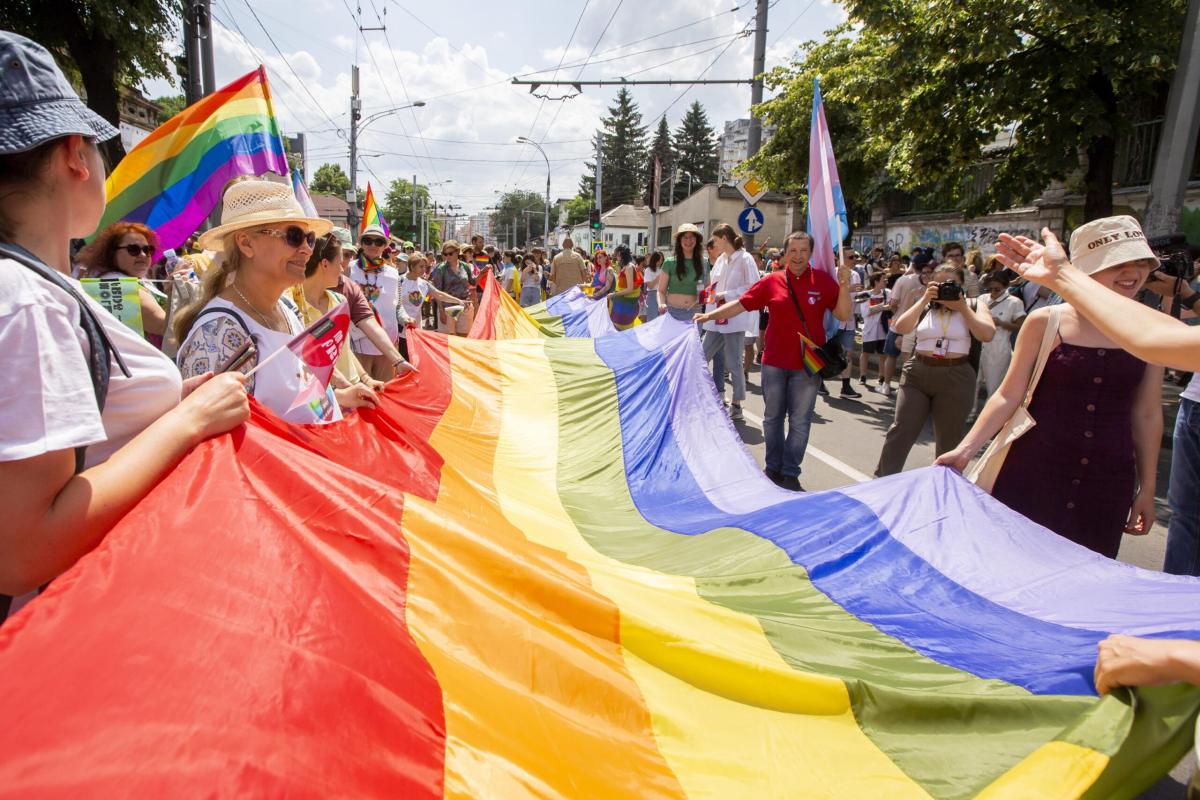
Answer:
[
  {"left": 95, "top": 67, "right": 289, "bottom": 254},
  {"left": 797, "top": 331, "right": 827, "bottom": 376},
  {"left": 360, "top": 183, "right": 390, "bottom": 238}
]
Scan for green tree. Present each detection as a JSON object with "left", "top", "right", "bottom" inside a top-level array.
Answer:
[
  {"left": 382, "top": 178, "right": 433, "bottom": 242},
  {"left": 310, "top": 163, "right": 351, "bottom": 196},
  {"left": 153, "top": 93, "right": 186, "bottom": 123},
  {"left": 671, "top": 101, "right": 716, "bottom": 203},
  {"left": 490, "top": 190, "right": 561, "bottom": 247},
  {"left": 0, "top": 0, "right": 182, "bottom": 165},
  {"left": 564, "top": 193, "right": 593, "bottom": 227},
  {"left": 747, "top": 0, "right": 1187, "bottom": 222},
  {"left": 580, "top": 90, "right": 649, "bottom": 210},
  {"left": 645, "top": 117, "right": 675, "bottom": 207}
]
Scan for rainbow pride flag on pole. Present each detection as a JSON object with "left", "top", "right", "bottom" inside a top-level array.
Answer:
[
  {"left": 95, "top": 67, "right": 289, "bottom": 253},
  {"left": 360, "top": 182, "right": 390, "bottom": 238},
  {"left": 808, "top": 77, "right": 849, "bottom": 275},
  {"left": 0, "top": 313, "right": 1197, "bottom": 797}
]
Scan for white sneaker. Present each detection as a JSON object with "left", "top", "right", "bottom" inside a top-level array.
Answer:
[{"left": 882, "top": 385, "right": 893, "bottom": 398}]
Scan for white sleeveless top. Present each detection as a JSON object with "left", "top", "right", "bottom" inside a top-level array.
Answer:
[
  {"left": 915, "top": 305, "right": 972, "bottom": 356},
  {"left": 179, "top": 297, "right": 342, "bottom": 425}
]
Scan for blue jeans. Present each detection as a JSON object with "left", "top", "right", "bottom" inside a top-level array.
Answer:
[
  {"left": 760, "top": 363, "right": 820, "bottom": 478},
  {"left": 703, "top": 329, "right": 746, "bottom": 402},
  {"left": 1165, "top": 398, "right": 1200, "bottom": 575}
]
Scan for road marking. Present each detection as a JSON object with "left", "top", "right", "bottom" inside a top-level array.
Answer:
[{"left": 740, "top": 409, "right": 873, "bottom": 484}]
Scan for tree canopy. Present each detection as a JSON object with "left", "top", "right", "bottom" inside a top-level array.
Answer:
[
  {"left": 646, "top": 117, "right": 674, "bottom": 207},
  {"left": 671, "top": 101, "right": 717, "bottom": 203},
  {"left": 1, "top": 0, "right": 182, "bottom": 165},
  {"left": 578, "top": 89, "right": 649, "bottom": 211},
  {"left": 382, "top": 178, "right": 434, "bottom": 242},
  {"left": 490, "top": 190, "right": 561, "bottom": 247},
  {"left": 747, "top": 0, "right": 1188, "bottom": 222},
  {"left": 310, "top": 163, "right": 351, "bottom": 196},
  {"left": 153, "top": 94, "right": 186, "bottom": 124}
]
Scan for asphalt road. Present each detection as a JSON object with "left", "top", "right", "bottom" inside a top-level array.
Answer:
[{"left": 724, "top": 360, "right": 1193, "bottom": 796}]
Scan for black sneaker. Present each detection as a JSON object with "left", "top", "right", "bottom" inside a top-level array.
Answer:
[
  {"left": 781, "top": 475, "right": 803, "bottom": 492},
  {"left": 817, "top": 382, "right": 830, "bottom": 397},
  {"left": 765, "top": 468, "right": 786, "bottom": 488},
  {"left": 840, "top": 384, "right": 863, "bottom": 398}
]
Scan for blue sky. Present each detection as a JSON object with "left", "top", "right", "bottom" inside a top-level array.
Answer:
[{"left": 144, "top": 0, "right": 847, "bottom": 214}]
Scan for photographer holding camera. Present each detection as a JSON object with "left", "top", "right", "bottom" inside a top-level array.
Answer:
[{"left": 875, "top": 263, "right": 995, "bottom": 475}]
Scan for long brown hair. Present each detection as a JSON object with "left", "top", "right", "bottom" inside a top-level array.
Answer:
[
  {"left": 173, "top": 238, "right": 244, "bottom": 343},
  {"left": 711, "top": 223, "right": 744, "bottom": 251},
  {"left": 673, "top": 231, "right": 704, "bottom": 281},
  {"left": 78, "top": 221, "right": 159, "bottom": 277}
]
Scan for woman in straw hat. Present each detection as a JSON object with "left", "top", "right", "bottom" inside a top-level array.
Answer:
[
  {"left": 938, "top": 215, "right": 1163, "bottom": 558},
  {"left": 0, "top": 31, "right": 248, "bottom": 606},
  {"left": 174, "top": 179, "right": 377, "bottom": 424},
  {"left": 658, "top": 223, "right": 709, "bottom": 322}
]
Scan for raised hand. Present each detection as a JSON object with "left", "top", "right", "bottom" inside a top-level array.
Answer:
[{"left": 995, "top": 228, "right": 1071, "bottom": 288}]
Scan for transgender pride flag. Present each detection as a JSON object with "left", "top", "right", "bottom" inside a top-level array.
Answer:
[{"left": 807, "top": 77, "right": 849, "bottom": 275}]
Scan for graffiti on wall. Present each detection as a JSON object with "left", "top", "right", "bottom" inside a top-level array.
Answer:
[{"left": 884, "top": 222, "right": 1039, "bottom": 256}]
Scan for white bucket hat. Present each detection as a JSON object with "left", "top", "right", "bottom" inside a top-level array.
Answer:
[
  {"left": 197, "top": 179, "right": 332, "bottom": 251},
  {"left": 675, "top": 222, "right": 702, "bottom": 239},
  {"left": 1068, "top": 215, "right": 1156, "bottom": 276}
]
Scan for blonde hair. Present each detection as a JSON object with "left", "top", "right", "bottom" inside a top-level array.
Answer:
[
  {"left": 173, "top": 237, "right": 244, "bottom": 343},
  {"left": 409, "top": 254, "right": 428, "bottom": 271}
]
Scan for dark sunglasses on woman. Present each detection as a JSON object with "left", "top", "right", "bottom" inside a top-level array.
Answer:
[
  {"left": 120, "top": 244, "right": 156, "bottom": 257},
  {"left": 362, "top": 236, "right": 387, "bottom": 247},
  {"left": 257, "top": 226, "right": 317, "bottom": 248}
]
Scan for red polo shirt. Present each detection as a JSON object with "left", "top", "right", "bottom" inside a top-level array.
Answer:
[{"left": 740, "top": 266, "right": 840, "bottom": 371}]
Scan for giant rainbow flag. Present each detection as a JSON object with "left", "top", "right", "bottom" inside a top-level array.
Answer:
[
  {"left": 0, "top": 287, "right": 1198, "bottom": 798},
  {"left": 96, "top": 67, "right": 289, "bottom": 253}
]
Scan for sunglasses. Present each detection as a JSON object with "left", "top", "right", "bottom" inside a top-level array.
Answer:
[
  {"left": 362, "top": 236, "right": 388, "bottom": 247},
  {"left": 257, "top": 226, "right": 316, "bottom": 248},
  {"left": 120, "top": 244, "right": 155, "bottom": 257},
  {"left": 442, "top": 250, "right": 457, "bottom": 257}
]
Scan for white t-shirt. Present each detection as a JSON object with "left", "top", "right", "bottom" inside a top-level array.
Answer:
[
  {"left": 859, "top": 288, "right": 890, "bottom": 342},
  {"left": 0, "top": 257, "right": 182, "bottom": 469},
  {"left": 349, "top": 260, "right": 400, "bottom": 355},
  {"left": 398, "top": 277, "right": 431, "bottom": 339}
]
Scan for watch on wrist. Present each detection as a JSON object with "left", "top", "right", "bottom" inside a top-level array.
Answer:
[{"left": 1180, "top": 290, "right": 1200, "bottom": 309}]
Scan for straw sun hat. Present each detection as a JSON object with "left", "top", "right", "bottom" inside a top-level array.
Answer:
[{"left": 197, "top": 179, "right": 332, "bottom": 251}]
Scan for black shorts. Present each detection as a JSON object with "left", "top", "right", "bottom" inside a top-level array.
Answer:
[
  {"left": 862, "top": 339, "right": 886, "bottom": 354},
  {"left": 397, "top": 336, "right": 409, "bottom": 361},
  {"left": 759, "top": 308, "right": 769, "bottom": 330}
]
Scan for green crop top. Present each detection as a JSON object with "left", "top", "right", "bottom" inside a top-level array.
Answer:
[{"left": 662, "top": 257, "right": 708, "bottom": 296}]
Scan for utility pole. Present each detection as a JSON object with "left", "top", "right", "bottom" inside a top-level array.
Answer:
[
  {"left": 182, "top": 3, "right": 203, "bottom": 105},
  {"left": 594, "top": 134, "right": 603, "bottom": 252},
  {"left": 348, "top": 66, "right": 361, "bottom": 239},
  {"left": 1144, "top": 0, "right": 1200, "bottom": 238},
  {"left": 743, "top": 0, "right": 769, "bottom": 249},
  {"left": 411, "top": 174, "right": 417, "bottom": 235},
  {"left": 197, "top": 0, "right": 215, "bottom": 95}
]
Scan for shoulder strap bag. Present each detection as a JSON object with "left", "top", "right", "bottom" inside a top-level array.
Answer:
[
  {"left": 966, "top": 304, "right": 1063, "bottom": 493},
  {"left": 786, "top": 270, "right": 847, "bottom": 380}
]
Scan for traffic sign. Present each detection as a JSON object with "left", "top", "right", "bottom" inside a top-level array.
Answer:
[
  {"left": 735, "top": 175, "right": 768, "bottom": 206},
  {"left": 592, "top": 240, "right": 603, "bottom": 254},
  {"left": 737, "top": 206, "right": 765, "bottom": 236}
]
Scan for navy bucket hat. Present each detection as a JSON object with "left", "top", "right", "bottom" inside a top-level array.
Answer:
[{"left": 0, "top": 30, "right": 119, "bottom": 154}]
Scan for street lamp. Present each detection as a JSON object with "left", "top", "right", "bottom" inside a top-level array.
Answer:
[
  {"left": 348, "top": 96, "right": 427, "bottom": 237},
  {"left": 515, "top": 136, "right": 551, "bottom": 251}
]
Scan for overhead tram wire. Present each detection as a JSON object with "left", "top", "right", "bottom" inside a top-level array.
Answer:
[
  {"left": 503, "top": 0, "right": 591, "bottom": 192},
  {"left": 366, "top": 0, "right": 445, "bottom": 184},
  {"left": 510, "top": 0, "right": 625, "bottom": 190},
  {"left": 234, "top": 0, "right": 348, "bottom": 137}
]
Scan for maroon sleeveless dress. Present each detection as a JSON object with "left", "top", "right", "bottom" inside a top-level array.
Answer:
[{"left": 991, "top": 343, "right": 1146, "bottom": 558}]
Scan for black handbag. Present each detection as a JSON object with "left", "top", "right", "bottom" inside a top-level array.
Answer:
[{"left": 786, "top": 270, "right": 847, "bottom": 380}]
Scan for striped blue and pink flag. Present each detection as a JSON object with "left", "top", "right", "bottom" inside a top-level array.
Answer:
[{"left": 807, "top": 77, "right": 849, "bottom": 275}]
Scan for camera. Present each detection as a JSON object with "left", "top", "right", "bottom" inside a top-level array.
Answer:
[
  {"left": 1150, "top": 233, "right": 1195, "bottom": 281},
  {"left": 936, "top": 281, "right": 963, "bottom": 301},
  {"left": 853, "top": 290, "right": 872, "bottom": 302}
]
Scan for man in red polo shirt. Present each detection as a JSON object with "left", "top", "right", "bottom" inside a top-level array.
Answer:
[{"left": 696, "top": 231, "right": 853, "bottom": 490}]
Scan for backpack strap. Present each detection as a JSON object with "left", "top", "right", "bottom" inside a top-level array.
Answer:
[{"left": 0, "top": 242, "right": 131, "bottom": 474}]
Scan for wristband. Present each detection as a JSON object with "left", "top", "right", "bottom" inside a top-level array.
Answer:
[
  {"left": 1180, "top": 290, "right": 1200, "bottom": 310},
  {"left": 393, "top": 358, "right": 408, "bottom": 370}
]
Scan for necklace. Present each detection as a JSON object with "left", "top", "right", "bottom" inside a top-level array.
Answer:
[{"left": 231, "top": 282, "right": 279, "bottom": 330}]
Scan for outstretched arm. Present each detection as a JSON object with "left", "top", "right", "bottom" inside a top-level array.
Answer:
[{"left": 997, "top": 230, "right": 1200, "bottom": 370}]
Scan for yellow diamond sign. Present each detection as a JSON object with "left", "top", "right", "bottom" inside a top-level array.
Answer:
[{"left": 736, "top": 175, "right": 768, "bottom": 206}]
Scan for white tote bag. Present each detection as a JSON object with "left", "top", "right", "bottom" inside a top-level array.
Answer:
[{"left": 967, "top": 305, "right": 1063, "bottom": 493}]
